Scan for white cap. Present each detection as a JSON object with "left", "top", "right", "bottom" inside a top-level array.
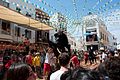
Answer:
[
  {"left": 100, "top": 47, "right": 104, "bottom": 50},
  {"left": 114, "top": 51, "right": 117, "bottom": 53},
  {"left": 36, "top": 52, "right": 40, "bottom": 55},
  {"left": 117, "top": 47, "right": 120, "bottom": 50}
]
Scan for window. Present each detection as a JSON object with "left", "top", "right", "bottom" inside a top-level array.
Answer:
[
  {"left": 0, "top": 0, "right": 9, "bottom": 7},
  {"left": 86, "top": 29, "right": 98, "bottom": 42},
  {"left": 100, "top": 32, "right": 102, "bottom": 40},
  {"left": 15, "top": 27, "right": 20, "bottom": 37},
  {"left": 107, "top": 37, "right": 109, "bottom": 42},
  {"left": 25, "top": 30, "right": 31, "bottom": 39},
  {"left": 1, "top": 21, "right": 11, "bottom": 35},
  {"left": 51, "top": 36, "right": 53, "bottom": 41},
  {"left": 105, "top": 35, "right": 106, "bottom": 41},
  {"left": 85, "top": 20, "right": 96, "bottom": 27},
  {"left": 45, "top": 32, "right": 47, "bottom": 37},
  {"left": 74, "top": 43, "right": 76, "bottom": 46},
  {"left": 103, "top": 34, "right": 104, "bottom": 40}
]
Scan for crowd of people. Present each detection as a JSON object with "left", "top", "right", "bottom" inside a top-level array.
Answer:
[{"left": 0, "top": 41, "right": 120, "bottom": 80}]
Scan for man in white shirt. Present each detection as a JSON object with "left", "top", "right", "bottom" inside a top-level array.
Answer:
[
  {"left": 102, "top": 52, "right": 107, "bottom": 62},
  {"left": 50, "top": 52, "right": 70, "bottom": 80}
]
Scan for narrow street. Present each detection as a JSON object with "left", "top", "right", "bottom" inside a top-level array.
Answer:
[{"left": 80, "top": 60, "right": 100, "bottom": 70}]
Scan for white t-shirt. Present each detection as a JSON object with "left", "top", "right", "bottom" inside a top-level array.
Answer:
[
  {"left": 45, "top": 53, "right": 49, "bottom": 63},
  {"left": 50, "top": 70, "right": 64, "bottom": 80},
  {"left": 45, "top": 53, "right": 54, "bottom": 65},
  {"left": 50, "top": 66, "right": 68, "bottom": 80},
  {"left": 98, "top": 54, "right": 102, "bottom": 60},
  {"left": 114, "top": 53, "right": 119, "bottom": 57},
  {"left": 102, "top": 52, "right": 107, "bottom": 59}
]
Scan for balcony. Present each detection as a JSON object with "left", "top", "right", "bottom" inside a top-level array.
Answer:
[
  {"left": 0, "top": 29, "right": 13, "bottom": 42},
  {"left": 1, "top": 29, "right": 10, "bottom": 35},
  {"left": 85, "top": 41, "right": 99, "bottom": 45}
]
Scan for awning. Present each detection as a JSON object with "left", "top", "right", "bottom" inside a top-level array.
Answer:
[{"left": 0, "top": 5, "right": 53, "bottom": 30}]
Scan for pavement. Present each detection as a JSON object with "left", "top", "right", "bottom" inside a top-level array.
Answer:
[{"left": 80, "top": 60, "right": 100, "bottom": 70}]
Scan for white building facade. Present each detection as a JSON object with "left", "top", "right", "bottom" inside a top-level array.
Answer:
[
  {"left": 0, "top": 0, "right": 37, "bottom": 43},
  {"left": 82, "top": 14, "right": 115, "bottom": 51},
  {"left": 107, "top": 31, "right": 117, "bottom": 50},
  {"left": 0, "top": 0, "right": 51, "bottom": 43}
]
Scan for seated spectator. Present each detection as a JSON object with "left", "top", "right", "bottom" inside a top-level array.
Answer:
[{"left": 5, "top": 63, "right": 37, "bottom": 80}]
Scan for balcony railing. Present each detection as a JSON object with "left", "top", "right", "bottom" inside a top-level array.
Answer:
[{"left": 1, "top": 29, "right": 10, "bottom": 35}]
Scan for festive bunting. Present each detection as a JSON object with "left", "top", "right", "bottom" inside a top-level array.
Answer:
[{"left": 2, "top": 0, "right": 119, "bottom": 34}]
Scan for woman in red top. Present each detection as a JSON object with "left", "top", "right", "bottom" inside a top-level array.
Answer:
[{"left": 71, "top": 54, "right": 80, "bottom": 69}]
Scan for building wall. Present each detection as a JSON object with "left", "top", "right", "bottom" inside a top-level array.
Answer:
[
  {"left": 50, "top": 12, "right": 67, "bottom": 31},
  {"left": 49, "top": 12, "right": 67, "bottom": 42},
  {"left": 99, "top": 25, "right": 109, "bottom": 48},
  {"left": 0, "top": 0, "right": 36, "bottom": 43},
  {"left": 9, "top": 0, "right": 35, "bottom": 18},
  {"left": 82, "top": 14, "right": 113, "bottom": 50},
  {"left": 83, "top": 15, "right": 99, "bottom": 50},
  {"left": 107, "top": 31, "right": 116, "bottom": 50},
  {"left": 49, "top": 30, "right": 56, "bottom": 42},
  {"left": 0, "top": 0, "right": 51, "bottom": 43},
  {"left": 68, "top": 36, "right": 76, "bottom": 50},
  {"left": 35, "top": 9, "right": 50, "bottom": 43},
  {"left": 0, "top": 19, "right": 35, "bottom": 43},
  {"left": 13, "top": 24, "right": 35, "bottom": 43}
]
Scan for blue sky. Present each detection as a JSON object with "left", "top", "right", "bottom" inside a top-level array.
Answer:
[{"left": 29, "top": 0, "right": 120, "bottom": 42}]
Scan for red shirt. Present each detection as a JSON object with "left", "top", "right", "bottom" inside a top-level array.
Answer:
[
  {"left": 25, "top": 55, "right": 32, "bottom": 65},
  {"left": 84, "top": 53, "right": 88, "bottom": 60},
  {"left": 71, "top": 55, "right": 80, "bottom": 67}
]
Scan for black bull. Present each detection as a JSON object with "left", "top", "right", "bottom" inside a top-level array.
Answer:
[{"left": 48, "top": 31, "right": 71, "bottom": 58}]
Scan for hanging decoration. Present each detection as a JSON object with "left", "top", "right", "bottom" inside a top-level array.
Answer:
[
  {"left": 82, "top": 0, "right": 88, "bottom": 12},
  {"left": 72, "top": 0, "right": 79, "bottom": 19}
]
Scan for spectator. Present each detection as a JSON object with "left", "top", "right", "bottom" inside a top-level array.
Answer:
[
  {"left": 61, "top": 67, "right": 101, "bottom": 80},
  {"left": 105, "top": 56, "right": 120, "bottom": 80},
  {"left": 97, "top": 60, "right": 110, "bottom": 80},
  {"left": 43, "top": 47, "right": 55, "bottom": 79},
  {"left": 71, "top": 54, "right": 80, "bottom": 69},
  {"left": 5, "top": 63, "right": 37, "bottom": 80},
  {"left": 0, "top": 56, "right": 11, "bottom": 80},
  {"left": 25, "top": 51, "right": 32, "bottom": 66},
  {"left": 50, "top": 52, "right": 70, "bottom": 80},
  {"left": 33, "top": 52, "right": 41, "bottom": 78},
  {"left": 84, "top": 51, "right": 89, "bottom": 65}
]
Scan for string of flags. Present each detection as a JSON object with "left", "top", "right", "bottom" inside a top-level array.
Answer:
[
  {"left": 72, "top": 0, "right": 79, "bottom": 19},
  {"left": 1, "top": 0, "right": 120, "bottom": 32}
]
